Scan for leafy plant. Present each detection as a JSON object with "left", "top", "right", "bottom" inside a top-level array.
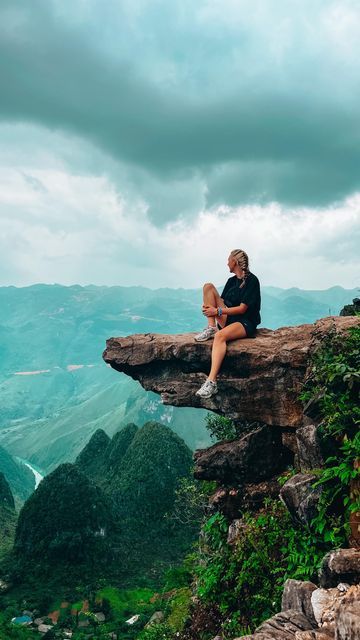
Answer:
[{"left": 301, "top": 325, "right": 360, "bottom": 546}]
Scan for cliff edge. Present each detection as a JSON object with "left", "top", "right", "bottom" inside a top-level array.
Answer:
[{"left": 103, "top": 316, "right": 358, "bottom": 428}]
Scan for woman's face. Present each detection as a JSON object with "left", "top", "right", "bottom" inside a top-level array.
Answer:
[{"left": 227, "top": 254, "right": 237, "bottom": 272}]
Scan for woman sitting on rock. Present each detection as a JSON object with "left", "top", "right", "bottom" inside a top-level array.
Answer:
[{"left": 195, "top": 249, "right": 261, "bottom": 398}]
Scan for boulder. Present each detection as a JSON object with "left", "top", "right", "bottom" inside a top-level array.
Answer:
[
  {"left": 94, "top": 611, "right": 106, "bottom": 622},
  {"left": 242, "top": 478, "right": 281, "bottom": 510},
  {"left": 227, "top": 519, "right": 245, "bottom": 545},
  {"left": 319, "top": 549, "right": 360, "bottom": 588},
  {"left": 296, "top": 425, "right": 324, "bottom": 472},
  {"left": 280, "top": 474, "right": 321, "bottom": 525},
  {"left": 335, "top": 599, "right": 360, "bottom": 640},
  {"left": 255, "top": 609, "right": 314, "bottom": 638},
  {"left": 311, "top": 584, "right": 359, "bottom": 630},
  {"left": 146, "top": 611, "right": 165, "bottom": 627},
  {"left": 194, "top": 426, "right": 290, "bottom": 483},
  {"left": 294, "top": 631, "right": 334, "bottom": 640},
  {"left": 103, "top": 317, "right": 359, "bottom": 427},
  {"left": 282, "top": 579, "right": 317, "bottom": 626},
  {"left": 311, "top": 588, "right": 342, "bottom": 626},
  {"left": 209, "top": 487, "right": 243, "bottom": 519}
]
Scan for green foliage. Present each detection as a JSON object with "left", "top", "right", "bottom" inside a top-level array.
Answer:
[
  {"left": 0, "top": 504, "right": 17, "bottom": 560},
  {"left": 205, "top": 413, "right": 264, "bottom": 443},
  {"left": 194, "top": 497, "right": 343, "bottom": 634},
  {"left": 165, "top": 587, "right": 192, "bottom": 632},
  {"left": 0, "top": 612, "right": 39, "bottom": 639},
  {"left": 138, "top": 622, "right": 174, "bottom": 640},
  {"left": 300, "top": 325, "right": 360, "bottom": 547},
  {"left": 13, "top": 463, "right": 118, "bottom": 583},
  {"left": 205, "top": 414, "right": 237, "bottom": 441}
]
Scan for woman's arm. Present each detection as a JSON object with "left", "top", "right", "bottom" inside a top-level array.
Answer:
[
  {"left": 222, "top": 303, "right": 248, "bottom": 316},
  {"left": 203, "top": 303, "right": 248, "bottom": 317}
]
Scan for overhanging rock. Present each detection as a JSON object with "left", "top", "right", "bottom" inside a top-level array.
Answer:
[{"left": 103, "top": 317, "right": 358, "bottom": 428}]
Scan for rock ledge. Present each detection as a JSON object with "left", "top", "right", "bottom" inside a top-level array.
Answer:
[{"left": 103, "top": 317, "right": 358, "bottom": 428}]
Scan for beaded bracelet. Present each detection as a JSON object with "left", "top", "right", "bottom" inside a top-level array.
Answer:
[{"left": 217, "top": 307, "right": 222, "bottom": 317}]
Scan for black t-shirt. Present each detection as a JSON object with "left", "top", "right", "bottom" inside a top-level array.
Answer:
[{"left": 221, "top": 272, "right": 261, "bottom": 327}]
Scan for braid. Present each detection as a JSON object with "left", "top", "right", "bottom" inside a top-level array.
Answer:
[{"left": 230, "top": 249, "right": 249, "bottom": 288}]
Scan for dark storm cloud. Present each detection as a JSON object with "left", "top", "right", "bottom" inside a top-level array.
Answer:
[{"left": 1, "top": 0, "right": 360, "bottom": 221}]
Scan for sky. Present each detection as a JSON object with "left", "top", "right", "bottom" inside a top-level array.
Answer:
[{"left": 0, "top": 0, "right": 359, "bottom": 290}]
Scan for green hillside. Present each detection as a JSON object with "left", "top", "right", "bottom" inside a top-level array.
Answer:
[
  {"left": 14, "top": 463, "right": 117, "bottom": 582},
  {"left": 0, "top": 446, "right": 34, "bottom": 506}
]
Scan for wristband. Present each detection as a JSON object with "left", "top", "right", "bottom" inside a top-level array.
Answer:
[{"left": 217, "top": 307, "right": 222, "bottom": 317}]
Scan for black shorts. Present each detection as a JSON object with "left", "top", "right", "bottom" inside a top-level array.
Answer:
[{"left": 225, "top": 316, "right": 257, "bottom": 337}]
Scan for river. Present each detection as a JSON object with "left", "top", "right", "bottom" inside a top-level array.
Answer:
[{"left": 16, "top": 457, "right": 44, "bottom": 489}]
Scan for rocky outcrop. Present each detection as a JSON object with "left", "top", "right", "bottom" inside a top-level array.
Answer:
[
  {"left": 194, "top": 426, "right": 291, "bottom": 484},
  {"left": 280, "top": 474, "right": 322, "bottom": 525},
  {"left": 227, "top": 542, "right": 360, "bottom": 639},
  {"left": 282, "top": 580, "right": 318, "bottom": 627},
  {"left": 255, "top": 609, "right": 314, "bottom": 638},
  {"left": 296, "top": 424, "right": 324, "bottom": 472},
  {"left": 340, "top": 298, "right": 360, "bottom": 317},
  {"left": 319, "top": 549, "right": 360, "bottom": 588},
  {"left": 103, "top": 317, "right": 358, "bottom": 428}
]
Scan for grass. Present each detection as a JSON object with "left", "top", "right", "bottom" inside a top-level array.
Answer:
[{"left": 97, "top": 586, "right": 156, "bottom": 621}]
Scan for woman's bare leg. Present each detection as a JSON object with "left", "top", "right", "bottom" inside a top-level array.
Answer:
[
  {"left": 202, "top": 283, "right": 227, "bottom": 327},
  {"left": 208, "top": 322, "right": 247, "bottom": 381}
]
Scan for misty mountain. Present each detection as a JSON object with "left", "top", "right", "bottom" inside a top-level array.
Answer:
[{"left": 0, "top": 283, "right": 356, "bottom": 474}]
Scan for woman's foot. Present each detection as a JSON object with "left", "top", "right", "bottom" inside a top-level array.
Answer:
[
  {"left": 194, "top": 326, "right": 216, "bottom": 342},
  {"left": 195, "top": 379, "right": 218, "bottom": 398}
]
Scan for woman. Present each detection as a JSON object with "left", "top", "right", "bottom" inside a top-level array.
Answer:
[{"left": 195, "top": 249, "right": 261, "bottom": 398}]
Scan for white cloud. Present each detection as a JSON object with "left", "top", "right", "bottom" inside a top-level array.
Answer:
[{"left": 0, "top": 159, "right": 358, "bottom": 290}]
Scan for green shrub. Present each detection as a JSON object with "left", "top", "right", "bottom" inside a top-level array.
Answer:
[{"left": 301, "top": 325, "right": 360, "bottom": 547}]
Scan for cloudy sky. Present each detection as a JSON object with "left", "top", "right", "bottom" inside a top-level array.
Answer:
[{"left": 0, "top": 0, "right": 359, "bottom": 289}]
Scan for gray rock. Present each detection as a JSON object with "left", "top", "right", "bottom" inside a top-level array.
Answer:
[
  {"left": 319, "top": 549, "right": 360, "bottom": 588},
  {"left": 255, "top": 609, "right": 314, "bottom": 638},
  {"left": 94, "top": 611, "right": 106, "bottom": 622},
  {"left": 146, "top": 611, "right": 164, "bottom": 627},
  {"left": 282, "top": 579, "right": 317, "bottom": 626},
  {"left": 335, "top": 600, "right": 360, "bottom": 640},
  {"left": 296, "top": 425, "right": 324, "bottom": 472},
  {"left": 227, "top": 519, "right": 244, "bottom": 545},
  {"left": 194, "top": 426, "right": 290, "bottom": 484},
  {"left": 294, "top": 630, "right": 334, "bottom": 640},
  {"left": 280, "top": 474, "right": 321, "bottom": 525},
  {"left": 311, "top": 588, "right": 340, "bottom": 626}
]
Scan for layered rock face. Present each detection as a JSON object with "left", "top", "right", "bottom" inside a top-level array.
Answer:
[{"left": 103, "top": 317, "right": 358, "bottom": 428}]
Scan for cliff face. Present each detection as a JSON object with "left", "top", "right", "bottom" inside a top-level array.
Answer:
[{"left": 103, "top": 316, "right": 358, "bottom": 428}]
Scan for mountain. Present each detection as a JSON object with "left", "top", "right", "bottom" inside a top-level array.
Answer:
[
  {"left": 76, "top": 423, "right": 139, "bottom": 488},
  {"left": 75, "top": 421, "right": 197, "bottom": 584},
  {"left": 14, "top": 463, "right": 117, "bottom": 581},
  {"left": 0, "top": 284, "right": 356, "bottom": 472},
  {"left": 0, "top": 445, "right": 34, "bottom": 506}
]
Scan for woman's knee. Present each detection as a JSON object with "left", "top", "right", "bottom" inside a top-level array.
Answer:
[
  {"left": 203, "top": 282, "right": 215, "bottom": 291},
  {"left": 213, "top": 331, "right": 227, "bottom": 344}
]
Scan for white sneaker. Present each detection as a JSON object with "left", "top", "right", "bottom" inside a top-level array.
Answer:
[
  {"left": 195, "top": 379, "right": 218, "bottom": 398},
  {"left": 194, "top": 326, "right": 216, "bottom": 342}
]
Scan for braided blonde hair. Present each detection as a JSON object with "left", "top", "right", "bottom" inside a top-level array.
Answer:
[{"left": 230, "top": 249, "right": 249, "bottom": 288}]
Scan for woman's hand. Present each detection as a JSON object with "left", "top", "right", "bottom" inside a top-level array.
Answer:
[{"left": 202, "top": 304, "right": 217, "bottom": 317}]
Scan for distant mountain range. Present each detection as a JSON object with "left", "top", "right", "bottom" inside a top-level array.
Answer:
[{"left": 0, "top": 283, "right": 357, "bottom": 476}]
